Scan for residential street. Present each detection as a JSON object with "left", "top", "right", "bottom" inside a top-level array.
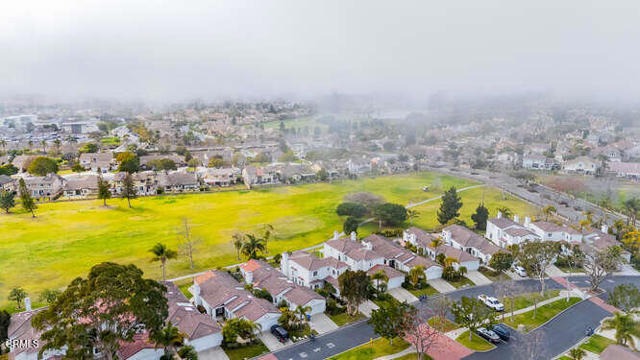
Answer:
[{"left": 269, "top": 275, "right": 640, "bottom": 360}]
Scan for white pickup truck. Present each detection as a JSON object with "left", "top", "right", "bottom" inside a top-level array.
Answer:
[{"left": 478, "top": 294, "right": 504, "bottom": 311}]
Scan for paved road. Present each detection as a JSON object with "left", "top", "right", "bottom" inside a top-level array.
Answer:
[
  {"left": 426, "top": 166, "right": 627, "bottom": 226},
  {"left": 269, "top": 275, "right": 640, "bottom": 360}
]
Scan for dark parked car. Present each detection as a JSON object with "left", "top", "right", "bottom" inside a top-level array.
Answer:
[
  {"left": 476, "top": 327, "right": 501, "bottom": 344},
  {"left": 271, "top": 325, "right": 289, "bottom": 342},
  {"left": 491, "top": 324, "right": 510, "bottom": 341}
]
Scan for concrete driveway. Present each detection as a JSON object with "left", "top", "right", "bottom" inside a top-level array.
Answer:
[
  {"left": 358, "top": 300, "right": 379, "bottom": 317},
  {"left": 465, "top": 271, "right": 492, "bottom": 286},
  {"left": 545, "top": 264, "right": 567, "bottom": 277},
  {"left": 197, "top": 347, "right": 230, "bottom": 360},
  {"left": 388, "top": 287, "right": 418, "bottom": 303},
  {"left": 310, "top": 313, "right": 338, "bottom": 334},
  {"left": 259, "top": 332, "right": 292, "bottom": 351},
  {"left": 428, "top": 278, "right": 456, "bottom": 293},
  {"left": 616, "top": 264, "right": 640, "bottom": 276}
]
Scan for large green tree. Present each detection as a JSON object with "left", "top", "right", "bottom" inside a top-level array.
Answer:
[
  {"left": 338, "top": 270, "right": 371, "bottom": 315},
  {"left": 8, "top": 287, "right": 27, "bottom": 309},
  {"left": 471, "top": 203, "right": 489, "bottom": 230},
  {"left": 489, "top": 252, "right": 514, "bottom": 272},
  {"left": 373, "top": 203, "right": 407, "bottom": 227},
  {"left": 0, "top": 189, "right": 15, "bottom": 213},
  {"left": 584, "top": 246, "right": 623, "bottom": 292},
  {"left": 0, "top": 310, "right": 10, "bottom": 346},
  {"left": 518, "top": 241, "right": 558, "bottom": 295},
  {"left": 437, "top": 187, "right": 463, "bottom": 225},
  {"left": 27, "top": 156, "right": 59, "bottom": 176},
  {"left": 117, "top": 151, "right": 140, "bottom": 173},
  {"left": 121, "top": 172, "right": 137, "bottom": 208},
  {"left": 97, "top": 173, "right": 111, "bottom": 207},
  {"left": 369, "top": 300, "right": 415, "bottom": 344},
  {"left": 451, "top": 296, "right": 496, "bottom": 342},
  {"left": 18, "top": 178, "right": 36, "bottom": 217},
  {"left": 608, "top": 284, "right": 640, "bottom": 312},
  {"left": 336, "top": 202, "right": 367, "bottom": 218},
  {"left": 343, "top": 216, "right": 359, "bottom": 235},
  {"left": 32, "top": 263, "right": 169, "bottom": 360}
]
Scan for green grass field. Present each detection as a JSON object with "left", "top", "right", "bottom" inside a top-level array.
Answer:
[
  {"left": 503, "top": 297, "right": 581, "bottom": 332},
  {"left": 329, "top": 338, "right": 410, "bottom": 360},
  {"left": 0, "top": 171, "right": 536, "bottom": 307},
  {"left": 456, "top": 331, "right": 495, "bottom": 351},
  {"left": 579, "top": 334, "right": 615, "bottom": 354}
]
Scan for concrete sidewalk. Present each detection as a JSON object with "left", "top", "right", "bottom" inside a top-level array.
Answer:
[{"left": 358, "top": 300, "right": 379, "bottom": 317}]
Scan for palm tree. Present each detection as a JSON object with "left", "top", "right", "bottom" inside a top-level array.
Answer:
[
  {"left": 152, "top": 322, "right": 184, "bottom": 356},
  {"left": 497, "top": 206, "right": 513, "bottom": 219},
  {"left": 40, "top": 140, "right": 47, "bottom": 153},
  {"left": 232, "top": 233, "right": 244, "bottom": 260},
  {"left": 602, "top": 312, "right": 640, "bottom": 350},
  {"left": 295, "top": 305, "right": 312, "bottom": 326},
  {"left": 407, "top": 209, "right": 420, "bottom": 225},
  {"left": 371, "top": 270, "right": 389, "bottom": 293},
  {"left": 444, "top": 257, "right": 459, "bottom": 267},
  {"left": 241, "top": 234, "right": 266, "bottom": 259},
  {"left": 623, "top": 198, "right": 640, "bottom": 227},
  {"left": 262, "top": 224, "right": 275, "bottom": 254},
  {"left": 0, "top": 139, "right": 6, "bottom": 150},
  {"left": 567, "top": 348, "right": 586, "bottom": 360},
  {"left": 149, "top": 243, "right": 178, "bottom": 281},
  {"left": 430, "top": 237, "right": 443, "bottom": 248},
  {"left": 53, "top": 138, "right": 61, "bottom": 154},
  {"left": 543, "top": 205, "right": 556, "bottom": 221},
  {"left": 408, "top": 265, "right": 426, "bottom": 287}
]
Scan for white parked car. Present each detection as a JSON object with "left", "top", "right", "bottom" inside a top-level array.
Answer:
[
  {"left": 512, "top": 265, "right": 527, "bottom": 277},
  {"left": 478, "top": 294, "right": 504, "bottom": 311}
]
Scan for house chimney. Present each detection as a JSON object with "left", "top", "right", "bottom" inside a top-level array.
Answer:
[
  {"left": 601, "top": 224, "right": 609, "bottom": 234},
  {"left": 333, "top": 231, "right": 339, "bottom": 240},
  {"left": 524, "top": 217, "right": 531, "bottom": 227},
  {"left": 25, "top": 297, "right": 32, "bottom": 311},
  {"left": 514, "top": 215, "right": 520, "bottom": 223},
  {"left": 245, "top": 270, "right": 253, "bottom": 284},
  {"left": 350, "top": 231, "right": 357, "bottom": 241},
  {"left": 497, "top": 211, "right": 502, "bottom": 219}
]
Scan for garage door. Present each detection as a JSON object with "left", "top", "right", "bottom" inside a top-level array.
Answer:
[{"left": 425, "top": 266, "right": 443, "bottom": 280}]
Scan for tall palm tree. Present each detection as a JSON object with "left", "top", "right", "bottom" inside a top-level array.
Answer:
[
  {"left": 262, "top": 224, "right": 275, "bottom": 254},
  {"left": 241, "top": 234, "right": 266, "bottom": 260},
  {"left": 371, "top": 270, "right": 389, "bottom": 293},
  {"left": 602, "top": 312, "right": 640, "bottom": 350},
  {"left": 567, "top": 348, "right": 586, "bottom": 360},
  {"left": 623, "top": 198, "right": 640, "bottom": 227},
  {"left": 232, "top": 233, "right": 244, "bottom": 260},
  {"left": 295, "top": 305, "right": 312, "bottom": 325},
  {"left": 152, "top": 322, "right": 184, "bottom": 356},
  {"left": 543, "top": 205, "right": 556, "bottom": 221},
  {"left": 408, "top": 265, "right": 426, "bottom": 287},
  {"left": 497, "top": 206, "right": 513, "bottom": 219},
  {"left": 430, "top": 237, "right": 443, "bottom": 248},
  {"left": 407, "top": 209, "right": 420, "bottom": 225},
  {"left": 40, "top": 140, "right": 47, "bottom": 153},
  {"left": 149, "top": 243, "right": 178, "bottom": 281},
  {"left": 0, "top": 139, "right": 6, "bottom": 150}
]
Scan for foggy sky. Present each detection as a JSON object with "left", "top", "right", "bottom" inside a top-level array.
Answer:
[{"left": 1, "top": 0, "right": 640, "bottom": 102}]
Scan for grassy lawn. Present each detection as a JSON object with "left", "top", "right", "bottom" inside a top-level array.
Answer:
[
  {"left": 329, "top": 311, "right": 365, "bottom": 326},
  {"left": 579, "top": 334, "right": 616, "bottom": 354},
  {"left": 503, "top": 297, "right": 581, "bottom": 332},
  {"left": 394, "top": 354, "right": 433, "bottom": 360},
  {"left": 427, "top": 316, "right": 459, "bottom": 333},
  {"left": 329, "top": 337, "right": 410, "bottom": 360},
  {"left": 501, "top": 290, "right": 561, "bottom": 311},
  {"left": 456, "top": 331, "right": 496, "bottom": 351},
  {"left": 408, "top": 285, "right": 440, "bottom": 297},
  {"left": 0, "top": 171, "right": 535, "bottom": 307},
  {"left": 447, "top": 276, "right": 475, "bottom": 289},
  {"left": 176, "top": 281, "right": 193, "bottom": 299},
  {"left": 223, "top": 340, "right": 269, "bottom": 360},
  {"left": 478, "top": 267, "right": 510, "bottom": 282}
]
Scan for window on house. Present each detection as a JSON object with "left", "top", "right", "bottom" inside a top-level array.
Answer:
[{"left": 313, "top": 271, "right": 318, "bottom": 276}]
